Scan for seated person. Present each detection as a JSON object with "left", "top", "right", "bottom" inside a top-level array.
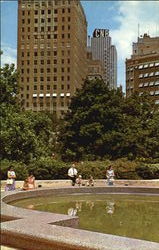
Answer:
[
  {"left": 22, "top": 177, "right": 29, "bottom": 191},
  {"left": 76, "top": 175, "right": 82, "bottom": 187},
  {"left": 87, "top": 175, "right": 94, "bottom": 186},
  {"left": 22, "top": 173, "right": 35, "bottom": 191}
]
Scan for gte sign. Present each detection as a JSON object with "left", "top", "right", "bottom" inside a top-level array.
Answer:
[{"left": 93, "top": 29, "right": 109, "bottom": 38}]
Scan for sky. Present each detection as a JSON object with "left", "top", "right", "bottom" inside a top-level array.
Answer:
[{"left": 1, "top": 0, "right": 159, "bottom": 91}]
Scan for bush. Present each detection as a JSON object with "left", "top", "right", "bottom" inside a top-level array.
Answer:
[
  {"left": 0, "top": 159, "right": 28, "bottom": 180},
  {"left": 136, "top": 164, "right": 159, "bottom": 179},
  {"left": 27, "top": 157, "right": 68, "bottom": 180},
  {"left": 113, "top": 158, "right": 140, "bottom": 179}
]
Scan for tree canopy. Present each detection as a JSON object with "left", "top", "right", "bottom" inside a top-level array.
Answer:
[{"left": 59, "top": 79, "right": 159, "bottom": 161}]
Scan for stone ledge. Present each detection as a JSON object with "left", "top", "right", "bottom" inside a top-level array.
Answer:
[{"left": 1, "top": 187, "right": 159, "bottom": 250}]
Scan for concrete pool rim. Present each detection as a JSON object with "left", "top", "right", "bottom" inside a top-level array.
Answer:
[{"left": 1, "top": 186, "right": 159, "bottom": 250}]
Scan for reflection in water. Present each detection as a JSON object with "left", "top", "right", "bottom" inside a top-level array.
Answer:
[
  {"left": 67, "top": 207, "right": 77, "bottom": 216},
  {"left": 11, "top": 194, "right": 159, "bottom": 243},
  {"left": 106, "top": 201, "right": 115, "bottom": 215}
]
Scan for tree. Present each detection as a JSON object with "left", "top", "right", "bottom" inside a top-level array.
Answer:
[{"left": 59, "top": 79, "right": 159, "bottom": 161}]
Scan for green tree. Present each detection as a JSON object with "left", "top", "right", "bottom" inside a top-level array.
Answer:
[{"left": 59, "top": 79, "right": 159, "bottom": 161}]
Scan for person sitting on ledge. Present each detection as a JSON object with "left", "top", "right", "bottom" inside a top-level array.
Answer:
[
  {"left": 76, "top": 175, "right": 82, "bottom": 187},
  {"left": 22, "top": 173, "right": 35, "bottom": 190},
  {"left": 87, "top": 175, "right": 94, "bottom": 186}
]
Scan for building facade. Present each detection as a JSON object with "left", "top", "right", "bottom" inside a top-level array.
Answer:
[
  {"left": 18, "top": 0, "right": 87, "bottom": 117},
  {"left": 126, "top": 34, "right": 159, "bottom": 104},
  {"left": 86, "top": 49, "right": 104, "bottom": 81},
  {"left": 90, "top": 29, "right": 117, "bottom": 89}
]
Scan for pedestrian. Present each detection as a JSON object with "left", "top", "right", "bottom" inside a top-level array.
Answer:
[
  {"left": 68, "top": 163, "right": 78, "bottom": 186},
  {"left": 106, "top": 166, "right": 115, "bottom": 186},
  {"left": 5, "top": 166, "right": 16, "bottom": 191}
]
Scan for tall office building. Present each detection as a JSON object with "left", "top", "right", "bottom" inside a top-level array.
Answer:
[
  {"left": 18, "top": 0, "right": 87, "bottom": 117},
  {"left": 90, "top": 29, "right": 117, "bottom": 89},
  {"left": 126, "top": 34, "right": 159, "bottom": 104}
]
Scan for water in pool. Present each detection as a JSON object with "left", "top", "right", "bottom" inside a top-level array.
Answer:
[{"left": 11, "top": 194, "right": 159, "bottom": 242}]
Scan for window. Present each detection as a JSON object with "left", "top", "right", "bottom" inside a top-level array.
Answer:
[
  {"left": 54, "top": 9, "right": 58, "bottom": 14},
  {"left": 62, "top": 25, "right": 65, "bottom": 31},
  {"left": 47, "top": 85, "right": 50, "bottom": 90},
  {"left": 61, "top": 102, "right": 64, "bottom": 107},
  {"left": 149, "top": 63, "right": 154, "bottom": 67},
  {"left": 143, "top": 64, "right": 148, "bottom": 68},
  {"left": 54, "top": 76, "right": 57, "bottom": 81},
  {"left": 155, "top": 62, "right": 159, "bottom": 67},
  {"left": 68, "top": 17, "right": 71, "bottom": 22},
  {"left": 40, "top": 77, "right": 44, "bottom": 81},
  {"left": 61, "top": 59, "right": 64, "bottom": 64},
  {"left": 48, "top": 26, "right": 51, "bottom": 32},
  {"left": 68, "top": 34, "right": 70, "bottom": 39},
  {"left": 40, "top": 51, "right": 44, "bottom": 56},
  {"left": 28, "top": 19, "right": 30, "bottom": 24},
  {"left": 47, "top": 77, "right": 50, "bottom": 81},
  {"left": 47, "top": 60, "right": 50, "bottom": 64},
  {"left": 54, "top": 17, "right": 58, "bottom": 22},
  {"left": 62, "top": 17, "right": 65, "bottom": 22},
  {"left": 143, "top": 82, "right": 149, "bottom": 87},
  {"left": 27, "top": 69, "right": 29, "bottom": 74},
  {"left": 34, "top": 68, "right": 37, "bottom": 73},
  {"left": 68, "top": 8, "right": 71, "bottom": 13},
  {"left": 67, "top": 85, "right": 70, "bottom": 90},
  {"left": 48, "top": 10, "right": 51, "bottom": 14},
  {"left": 54, "top": 34, "right": 57, "bottom": 39},
  {"left": 35, "top": 10, "right": 38, "bottom": 15},
  {"left": 149, "top": 81, "right": 154, "bottom": 86},
  {"left": 40, "top": 68, "right": 44, "bottom": 73},
  {"left": 149, "top": 72, "right": 154, "bottom": 77},
  {"left": 54, "top": 59, "right": 57, "bottom": 64},
  {"left": 62, "top": 34, "right": 65, "bottom": 39},
  {"left": 155, "top": 80, "right": 159, "bottom": 86},
  {"left": 61, "top": 85, "right": 64, "bottom": 90},
  {"left": 41, "top": 10, "right": 45, "bottom": 15},
  {"left": 41, "top": 60, "right": 44, "bottom": 65},
  {"left": 155, "top": 71, "right": 159, "bottom": 76},
  {"left": 34, "top": 27, "right": 38, "bottom": 32},
  {"left": 34, "top": 51, "right": 38, "bottom": 56},
  {"left": 47, "top": 68, "right": 50, "bottom": 73},
  {"left": 34, "top": 85, "right": 37, "bottom": 90},
  {"left": 54, "top": 68, "right": 57, "bottom": 73},
  {"left": 139, "top": 74, "right": 143, "bottom": 78},
  {"left": 53, "top": 85, "right": 57, "bottom": 90},
  {"left": 26, "top": 94, "right": 29, "bottom": 99},
  {"left": 35, "top": 19, "right": 38, "bottom": 23},
  {"left": 48, "top": 18, "right": 51, "bottom": 23},
  {"left": 47, "top": 34, "right": 51, "bottom": 39},
  {"left": 144, "top": 73, "right": 149, "bottom": 78},
  {"left": 138, "top": 65, "right": 143, "bottom": 69},
  {"left": 34, "top": 77, "right": 37, "bottom": 82},
  {"left": 61, "top": 76, "right": 64, "bottom": 81},
  {"left": 41, "top": 18, "right": 45, "bottom": 23},
  {"left": 54, "top": 51, "right": 57, "bottom": 56},
  {"left": 40, "top": 85, "right": 44, "bottom": 90},
  {"left": 61, "top": 68, "right": 64, "bottom": 72},
  {"left": 22, "top": 10, "right": 25, "bottom": 15},
  {"left": 41, "top": 27, "right": 44, "bottom": 32}
]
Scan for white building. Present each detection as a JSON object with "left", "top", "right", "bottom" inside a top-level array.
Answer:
[{"left": 90, "top": 29, "right": 117, "bottom": 89}]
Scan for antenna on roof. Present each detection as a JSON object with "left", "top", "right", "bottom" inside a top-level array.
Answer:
[{"left": 138, "top": 23, "right": 140, "bottom": 38}]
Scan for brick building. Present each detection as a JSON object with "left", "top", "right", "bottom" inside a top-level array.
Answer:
[
  {"left": 18, "top": 0, "right": 87, "bottom": 117},
  {"left": 126, "top": 34, "right": 159, "bottom": 104}
]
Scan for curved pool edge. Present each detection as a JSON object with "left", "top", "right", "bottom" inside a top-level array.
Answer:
[{"left": 1, "top": 186, "right": 159, "bottom": 250}]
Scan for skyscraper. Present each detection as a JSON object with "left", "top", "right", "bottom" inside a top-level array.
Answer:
[
  {"left": 90, "top": 29, "right": 117, "bottom": 89},
  {"left": 126, "top": 34, "right": 159, "bottom": 104},
  {"left": 17, "top": 0, "right": 87, "bottom": 117}
]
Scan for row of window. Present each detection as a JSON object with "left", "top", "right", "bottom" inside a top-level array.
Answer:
[
  {"left": 21, "top": 85, "right": 70, "bottom": 91},
  {"left": 21, "top": 75, "right": 71, "bottom": 82},
  {"left": 139, "top": 90, "right": 159, "bottom": 96},
  {"left": 138, "top": 62, "right": 159, "bottom": 69},
  {"left": 22, "top": 16, "right": 71, "bottom": 24},
  {"left": 21, "top": 25, "right": 71, "bottom": 33},
  {"left": 32, "top": 102, "right": 69, "bottom": 108},
  {"left": 32, "top": 93, "right": 71, "bottom": 98},
  {"left": 21, "top": 50, "right": 70, "bottom": 58},
  {"left": 138, "top": 80, "right": 159, "bottom": 88},
  {"left": 22, "top": 8, "right": 71, "bottom": 16},
  {"left": 21, "top": 0, "right": 71, "bottom": 8},
  {"left": 139, "top": 71, "right": 159, "bottom": 78},
  {"left": 21, "top": 59, "right": 71, "bottom": 67},
  {"left": 22, "top": 33, "right": 71, "bottom": 40},
  {"left": 127, "top": 62, "right": 159, "bottom": 71}
]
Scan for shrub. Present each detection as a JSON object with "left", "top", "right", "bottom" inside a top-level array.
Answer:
[
  {"left": 136, "top": 164, "right": 159, "bottom": 179},
  {"left": 27, "top": 157, "right": 68, "bottom": 180},
  {"left": 0, "top": 159, "right": 28, "bottom": 180},
  {"left": 112, "top": 158, "right": 140, "bottom": 179}
]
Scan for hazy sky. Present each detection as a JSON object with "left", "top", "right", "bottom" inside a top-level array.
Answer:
[{"left": 1, "top": 0, "right": 159, "bottom": 91}]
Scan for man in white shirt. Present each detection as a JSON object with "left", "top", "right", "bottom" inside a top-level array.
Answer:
[{"left": 68, "top": 163, "right": 78, "bottom": 186}]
